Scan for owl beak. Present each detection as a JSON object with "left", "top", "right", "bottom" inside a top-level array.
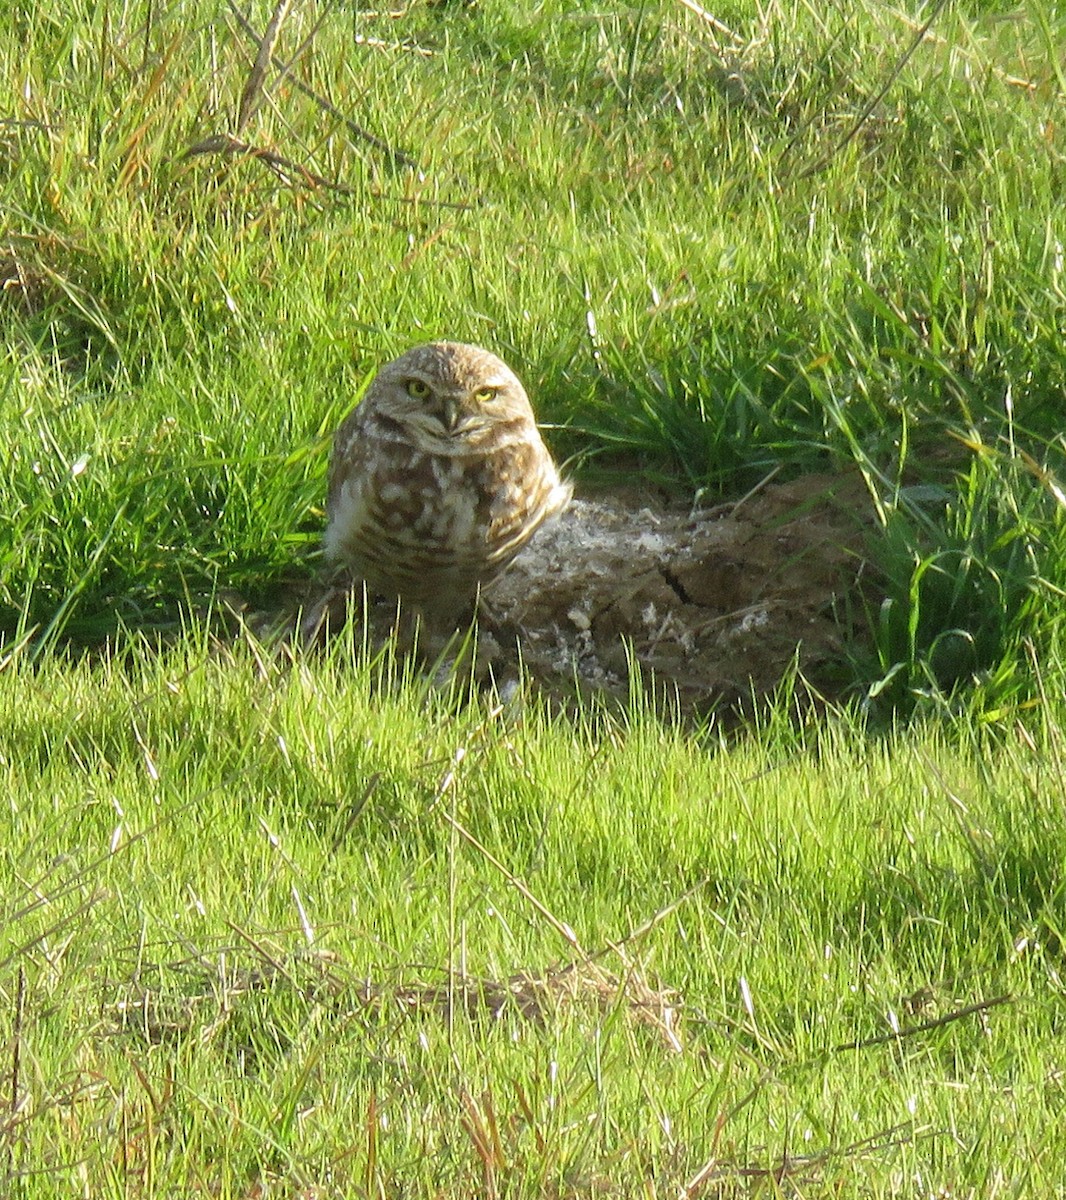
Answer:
[{"left": 441, "top": 395, "right": 462, "bottom": 432}]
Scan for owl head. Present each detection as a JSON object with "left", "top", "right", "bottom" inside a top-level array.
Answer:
[{"left": 371, "top": 341, "right": 535, "bottom": 441}]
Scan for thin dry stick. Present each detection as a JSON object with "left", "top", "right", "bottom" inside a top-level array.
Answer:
[
  {"left": 8, "top": 859, "right": 105, "bottom": 944},
  {"left": 700, "top": 463, "right": 782, "bottom": 522},
  {"left": 887, "top": 5, "right": 1036, "bottom": 91},
  {"left": 0, "top": 898, "right": 101, "bottom": 978},
  {"left": 917, "top": 748, "right": 992, "bottom": 874},
  {"left": 235, "top": 0, "right": 293, "bottom": 136},
  {"left": 258, "top": 0, "right": 334, "bottom": 93},
  {"left": 223, "top": 918, "right": 299, "bottom": 989},
  {"left": 7, "top": 777, "right": 234, "bottom": 936},
  {"left": 791, "top": 0, "right": 949, "bottom": 182},
  {"left": 184, "top": 129, "right": 471, "bottom": 208},
  {"left": 681, "top": 1083, "right": 760, "bottom": 1197},
  {"left": 686, "top": 987, "right": 995, "bottom": 1195},
  {"left": 330, "top": 772, "right": 382, "bottom": 853},
  {"left": 833, "top": 994, "right": 1012, "bottom": 1052},
  {"left": 183, "top": 130, "right": 368, "bottom": 193},
  {"left": 439, "top": 810, "right": 586, "bottom": 958},
  {"left": 686, "top": 1121, "right": 917, "bottom": 1195},
  {"left": 676, "top": 0, "right": 743, "bottom": 47},
  {"left": 9, "top": 965, "right": 24, "bottom": 1118},
  {"left": 227, "top": 0, "right": 420, "bottom": 170},
  {"left": 592, "top": 878, "right": 709, "bottom": 963}
]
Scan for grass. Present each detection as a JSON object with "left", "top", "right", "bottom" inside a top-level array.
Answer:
[
  {"left": 3, "top": 636, "right": 1066, "bottom": 1196},
  {"left": 2, "top": 0, "right": 1066, "bottom": 699},
  {"left": 3, "top": 0, "right": 1066, "bottom": 1193}
]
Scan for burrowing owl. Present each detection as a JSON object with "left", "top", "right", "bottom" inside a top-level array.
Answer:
[{"left": 325, "top": 342, "right": 571, "bottom": 630}]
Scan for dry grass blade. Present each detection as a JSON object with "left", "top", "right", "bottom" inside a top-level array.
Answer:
[
  {"left": 223, "top": 918, "right": 299, "bottom": 988},
  {"left": 330, "top": 772, "right": 382, "bottom": 852},
  {"left": 459, "top": 1089, "right": 504, "bottom": 1200},
  {"left": 6, "top": 784, "right": 234, "bottom": 940},
  {"left": 439, "top": 809, "right": 586, "bottom": 957},
  {"left": 184, "top": 130, "right": 358, "bottom": 193},
  {"left": 0, "top": 895, "right": 104, "bottom": 973},
  {"left": 110, "top": 946, "right": 680, "bottom": 1052},
  {"left": 683, "top": 1121, "right": 919, "bottom": 1197},
  {"left": 594, "top": 878, "right": 709, "bottom": 963},
  {"left": 0, "top": 251, "right": 50, "bottom": 314},
  {"left": 790, "top": 0, "right": 950, "bottom": 182},
  {"left": 917, "top": 748, "right": 993, "bottom": 874},
  {"left": 833, "top": 994, "right": 1013, "bottom": 1052},
  {"left": 235, "top": 0, "right": 292, "bottom": 136},
  {"left": 113, "top": 947, "right": 346, "bottom": 1045},
  {"left": 183, "top": 131, "right": 470, "bottom": 208},
  {"left": 434, "top": 772, "right": 684, "bottom": 1047},
  {"left": 887, "top": 4, "right": 1037, "bottom": 91},
  {"left": 7, "top": 965, "right": 24, "bottom": 1123},
  {"left": 676, "top": 0, "right": 743, "bottom": 47},
  {"left": 227, "top": 0, "right": 420, "bottom": 171},
  {"left": 388, "top": 962, "right": 681, "bottom": 1049}
]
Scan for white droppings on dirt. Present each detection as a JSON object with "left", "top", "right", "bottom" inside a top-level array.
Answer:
[
  {"left": 483, "top": 473, "right": 871, "bottom": 713},
  {"left": 302, "top": 472, "right": 873, "bottom": 716}
]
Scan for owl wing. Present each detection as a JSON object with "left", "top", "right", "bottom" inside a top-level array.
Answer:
[
  {"left": 323, "top": 409, "right": 377, "bottom": 566},
  {"left": 327, "top": 408, "right": 366, "bottom": 514},
  {"left": 482, "top": 441, "right": 572, "bottom": 569}
]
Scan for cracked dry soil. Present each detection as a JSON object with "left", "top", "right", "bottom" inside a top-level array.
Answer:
[{"left": 303, "top": 471, "right": 874, "bottom": 719}]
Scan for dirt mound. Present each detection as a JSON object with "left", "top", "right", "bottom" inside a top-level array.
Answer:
[{"left": 301, "top": 471, "right": 874, "bottom": 718}]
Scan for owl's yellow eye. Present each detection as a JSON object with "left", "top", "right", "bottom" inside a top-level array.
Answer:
[
  {"left": 405, "top": 379, "right": 431, "bottom": 399},
  {"left": 474, "top": 387, "right": 498, "bottom": 403}
]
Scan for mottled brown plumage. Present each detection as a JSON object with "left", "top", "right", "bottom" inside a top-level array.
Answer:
[{"left": 325, "top": 342, "right": 571, "bottom": 629}]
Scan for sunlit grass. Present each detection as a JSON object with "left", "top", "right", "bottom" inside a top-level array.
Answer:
[
  {"left": 7, "top": 648, "right": 1058, "bottom": 1197},
  {"left": 2, "top": 0, "right": 1066, "bottom": 711},
  {"left": 3, "top": 1, "right": 1066, "bottom": 1193},
  {"left": 2, "top": 636, "right": 1066, "bottom": 1195}
]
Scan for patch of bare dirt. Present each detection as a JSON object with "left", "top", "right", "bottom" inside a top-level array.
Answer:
[{"left": 299, "top": 471, "right": 875, "bottom": 718}]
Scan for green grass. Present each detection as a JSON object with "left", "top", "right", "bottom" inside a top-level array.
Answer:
[
  {"left": 3, "top": 637, "right": 1066, "bottom": 1197},
  {"left": 3, "top": 0, "right": 1066, "bottom": 1193},
  {"left": 2, "top": 0, "right": 1066, "bottom": 707}
]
